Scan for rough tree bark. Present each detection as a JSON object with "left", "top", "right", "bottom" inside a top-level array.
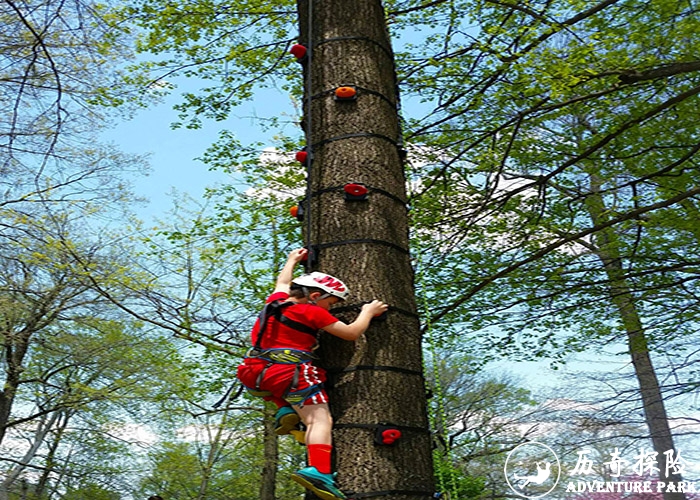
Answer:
[
  {"left": 297, "top": 0, "right": 435, "bottom": 498},
  {"left": 260, "top": 403, "right": 279, "bottom": 500}
]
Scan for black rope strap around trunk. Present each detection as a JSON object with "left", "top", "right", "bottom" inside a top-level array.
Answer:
[
  {"left": 334, "top": 422, "right": 431, "bottom": 434},
  {"left": 311, "top": 185, "right": 408, "bottom": 206},
  {"left": 311, "top": 131, "right": 399, "bottom": 149},
  {"left": 316, "top": 239, "right": 409, "bottom": 255},
  {"left": 326, "top": 364, "right": 424, "bottom": 377},
  {"left": 331, "top": 302, "right": 419, "bottom": 320},
  {"left": 315, "top": 35, "right": 394, "bottom": 60},
  {"left": 347, "top": 490, "right": 437, "bottom": 499}
]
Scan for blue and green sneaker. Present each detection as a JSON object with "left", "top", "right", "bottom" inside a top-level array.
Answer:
[
  {"left": 274, "top": 406, "right": 300, "bottom": 436},
  {"left": 291, "top": 466, "right": 346, "bottom": 500}
]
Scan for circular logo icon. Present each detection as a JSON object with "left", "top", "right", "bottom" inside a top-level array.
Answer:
[{"left": 504, "top": 441, "right": 561, "bottom": 499}]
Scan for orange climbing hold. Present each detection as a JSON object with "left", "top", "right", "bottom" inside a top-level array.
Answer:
[{"left": 334, "top": 86, "right": 357, "bottom": 100}]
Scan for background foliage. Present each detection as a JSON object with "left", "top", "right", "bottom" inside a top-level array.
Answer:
[{"left": 2, "top": 0, "right": 699, "bottom": 499}]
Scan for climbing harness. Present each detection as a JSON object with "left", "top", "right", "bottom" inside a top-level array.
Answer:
[
  {"left": 215, "top": 300, "right": 320, "bottom": 408},
  {"left": 241, "top": 299, "right": 326, "bottom": 405},
  {"left": 256, "top": 300, "right": 319, "bottom": 342}
]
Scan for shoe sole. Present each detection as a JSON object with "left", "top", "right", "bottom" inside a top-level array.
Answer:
[
  {"left": 289, "top": 429, "right": 306, "bottom": 444},
  {"left": 275, "top": 412, "right": 301, "bottom": 435},
  {"left": 290, "top": 473, "right": 346, "bottom": 500}
]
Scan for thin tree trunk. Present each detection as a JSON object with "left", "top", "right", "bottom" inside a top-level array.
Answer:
[
  {"left": 35, "top": 429, "right": 61, "bottom": 498},
  {"left": 260, "top": 403, "right": 279, "bottom": 500},
  {"left": 2, "top": 411, "right": 64, "bottom": 498},
  {"left": 0, "top": 396, "right": 63, "bottom": 500},
  {"left": 0, "top": 329, "right": 31, "bottom": 445},
  {"left": 585, "top": 173, "right": 686, "bottom": 500},
  {"left": 298, "top": 0, "right": 434, "bottom": 498},
  {"left": 34, "top": 411, "right": 71, "bottom": 499},
  {"left": 196, "top": 407, "right": 239, "bottom": 500}
]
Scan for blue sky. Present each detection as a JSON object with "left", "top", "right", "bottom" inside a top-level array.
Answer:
[{"left": 106, "top": 82, "right": 295, "bottom": 221}]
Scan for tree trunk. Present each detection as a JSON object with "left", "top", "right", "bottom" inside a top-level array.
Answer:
[
  {"left": 260, "top": 403, "right": 279, "bottom": 500},
  {"left": 0, "top": 329, "right": 31, "bottom": 446},
  {"left": 585, "top": 174, "right": 686, "bottom": 500},
  {"left": 1, "top": 411, "right": 62, "bottom": 497},
  {"left": 297, "top": 0, "right": 435, "bottom": 498},
  {"left": 34, "top": 411, "right": 72, "bottom": 499}
]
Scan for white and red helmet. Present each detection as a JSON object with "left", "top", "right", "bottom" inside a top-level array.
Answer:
[{"left": 292, "top": 272, "right": 349, "bottom": 300}]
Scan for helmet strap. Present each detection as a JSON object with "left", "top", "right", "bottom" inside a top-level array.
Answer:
[
  {"left": 308, "top": 290, "right": 332, "bottom": 305},
  {"left": 297, "top": 286, "right": 332, "bottom": 305}
]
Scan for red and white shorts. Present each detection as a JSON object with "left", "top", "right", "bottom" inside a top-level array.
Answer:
[{"left": 237, "top": 358, "right": 329, "bottom": 407}]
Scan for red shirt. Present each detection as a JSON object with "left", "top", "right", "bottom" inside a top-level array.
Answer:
[{"left": 250, "top": 292, "right": 339, "bottom": 352}]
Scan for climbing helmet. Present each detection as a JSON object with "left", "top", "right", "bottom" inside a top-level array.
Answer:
[{"left": 292, "top": 272, "right": 349, "bottom": 301}]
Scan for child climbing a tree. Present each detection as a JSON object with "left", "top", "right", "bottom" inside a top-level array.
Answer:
[{"left": 237, "top": 248, "right": 388, "bottom": 500}]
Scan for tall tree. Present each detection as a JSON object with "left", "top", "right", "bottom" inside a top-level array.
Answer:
[
  {"left": 298, "top": 0, "right": 435, "bottom": 496},
  {"left": 0, "top": 303, "right": 184, "bottom": 500},
  {"left": 127, "top": 2, "right": 436, "bottom": 496},
  {"left": 1, "top": 0, "right": 152, "bottom": 443}
]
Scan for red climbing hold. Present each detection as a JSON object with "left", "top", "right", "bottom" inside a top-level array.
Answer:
[
  {"left": 295, "top": 150, "right": 309, "bottom": 164},
  {"left": 290, "top": 44, "right": 307, "bottom": 60},
  {"left": 289, "top": 203, "right": 304, "bottom": 221},
  {"left": 380, "top": 428, "right": 402, "bottom": 445},
  {"left": 343, "top": 183, "right": 368, "bottom": 201}
]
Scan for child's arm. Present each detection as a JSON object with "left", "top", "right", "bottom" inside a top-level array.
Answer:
[
  {"left": 273, "top": 248, "right": 308, "bottom": 294},
  {"left": 323, "top": 300, "right": 388, "bottom": 340}
]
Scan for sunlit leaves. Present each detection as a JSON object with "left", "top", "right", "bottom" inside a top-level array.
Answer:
[{"left": 122, "top": 0, "right": 298, "bottom": 128}]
